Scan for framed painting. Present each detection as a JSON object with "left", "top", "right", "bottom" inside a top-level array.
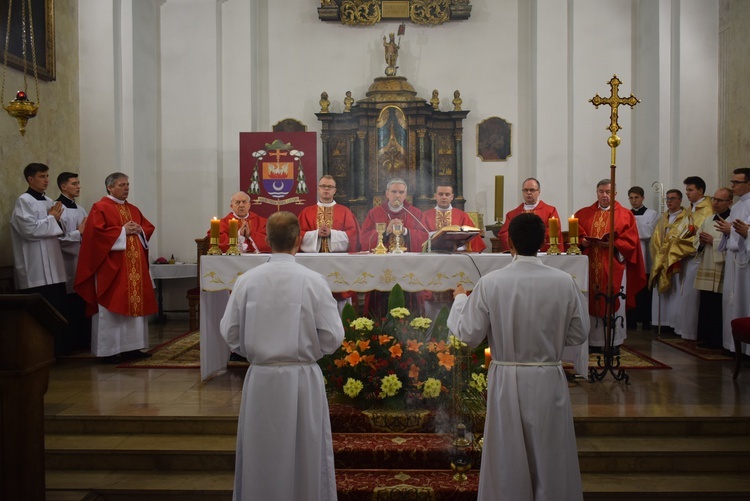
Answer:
[
  {"left": 477, "top": 116, "right": 511, "bottom": 162},
  {"left": 0, "top": 0, "right": 55, "bottom": 81}
]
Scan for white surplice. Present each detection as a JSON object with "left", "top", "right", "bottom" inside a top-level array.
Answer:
[
  {"left": 58, "top": 201, "right": 88, "bottom": 293},
  {"left": 634, "top": 206, "right": 659, "bottom": 274},
  {"left": 447, "top": 255, "right": 588, "bottom": 501},
  {"left": 10, "top": 193, "right": 66, "bottom": 290},
  {"left": 220, "top": 253, "right": 344, "bottom": 501},
  {"left": 720, "top": 193, "right": 750, "bottom": 351}
]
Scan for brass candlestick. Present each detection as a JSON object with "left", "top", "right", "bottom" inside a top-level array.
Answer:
[
  {"left": 567, "top": 236, "right": 582, "bottom": 255},
  {"left": 226, "top": 237, "right": 241, "bottom": 256},
  {"left": 373, "top": 223, "right": 388, "bottom": 254},
  {"left": 207, "top": 237, "right": 222, "bottom": 255},
  {"left": 547, "top": 236, "right": 561, "bottom": 255}
]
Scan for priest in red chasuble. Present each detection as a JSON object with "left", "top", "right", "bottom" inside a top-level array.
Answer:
[
  {"left": 212, "top": 192, "right": 270, "bottom": 253},
  {"left": 299, "top": 175, "right": 360, "bottom": 253},
  {"left": 75, "top": 173, "right": 157, "bottom": 361},
  {"left": 496, "top": 178, "right": 565, "bottom": 252},
  {"left": 575, "top": 179, "right": 646, "bottom": 351},
  {"left": 360, "top": 178, "right": 428, "bottom": 253},
  {"left": 421, "top": 184, "right": 486, "bottom": 253}
]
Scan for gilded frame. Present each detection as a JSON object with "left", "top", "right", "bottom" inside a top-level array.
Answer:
[
  {"left": 477, "top": 116, "right": 511, "bottom": 162},
  {"left": 0, "top": 0, "right": 55, "bottom": 81}
]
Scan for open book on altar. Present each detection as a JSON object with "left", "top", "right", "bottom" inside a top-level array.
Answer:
[{"left": 423, "top": 225, "right": 481, "bottom": 252}]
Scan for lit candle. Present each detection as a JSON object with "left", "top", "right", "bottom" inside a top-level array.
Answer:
[
  {"left": 484, "top": 348, "right": 492, "bottom": 367},
  {"left": 229, "top": 218, "right": 238, "bottom": 239},
  {"left": 210, "top": 217, "right": 220, "bottom": 239},
  {"left": 548, "top": 217, "right": 559, "bottom": 240},
  {"left": 568, "top": 216, "right": 578, "bottom": 240}
]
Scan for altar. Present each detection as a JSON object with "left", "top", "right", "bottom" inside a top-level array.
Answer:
[{"left": 199, "top": 253, "right": 589, "bottom": 380}]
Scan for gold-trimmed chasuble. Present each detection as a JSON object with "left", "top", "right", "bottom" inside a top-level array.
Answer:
[
  {"left": 117, "top": 204, "right": 145, "bottom": 316},
  {"left": 316, "top": 205, "right": 334, "bottom": 253}
]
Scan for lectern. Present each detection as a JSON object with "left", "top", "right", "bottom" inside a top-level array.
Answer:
[{"left": 0, "top": 294, "right": 66, "bottom": 500}]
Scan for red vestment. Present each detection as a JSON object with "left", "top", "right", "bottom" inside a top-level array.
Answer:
[
  {"left": 360, "top": 202, "right": 428, "bottom": 252},
  {"left": 575, "top": 201, "right": 646, "bottom": 317},
  {"left": 496, "top": 200, "right": 564, "bottom": 252},
  {"left": 75, "top": 197, "right": 157, "bottom": 317},
  {"left": 210, "top": 212, "right": 270, "bottom": 253},
  {"left": 421, "top": 207, "right": 487, "bottom": 253},
  {"left": 298, "top": 203, "right": 360, "bottom": 253}
]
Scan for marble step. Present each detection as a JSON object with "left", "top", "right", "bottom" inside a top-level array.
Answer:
[
  {"left": 45, "top": 470, "right": 750, "bottom": 500},
  {"left": 46, "top": 432, "right": 750, "bottom": 473},
  {"left": 45, "top": 414, "right": 750, "bottom": 436}
]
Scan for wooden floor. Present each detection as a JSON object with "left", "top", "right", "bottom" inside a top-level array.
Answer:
[{"left": 44, "top": 312, "right": 750, "bottom": 420}]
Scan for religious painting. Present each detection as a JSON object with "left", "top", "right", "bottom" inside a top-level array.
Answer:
[
  {"left": 0, "top": 0, "right": 55, "bottom": 81},
  {"left": 376, "top": 105, "right": 408, "bottom": 181},
  {"left": 477, "top": 116, "right": 511, "bottom": 162},
  {"left": 239, "top": 132, "right": 317, "bottom": 219}
]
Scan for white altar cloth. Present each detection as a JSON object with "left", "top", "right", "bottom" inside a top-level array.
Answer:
[{"left": 199, "top": 253, "right": 589, "bottom": 380}]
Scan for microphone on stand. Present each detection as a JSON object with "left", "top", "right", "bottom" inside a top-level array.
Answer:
[{"left": 392, "top": 200, "right": 432, "bottom": 254}]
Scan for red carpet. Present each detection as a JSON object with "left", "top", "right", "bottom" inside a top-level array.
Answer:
[{"left": 658, "top": 337, "right": 733, "bottom": 361}]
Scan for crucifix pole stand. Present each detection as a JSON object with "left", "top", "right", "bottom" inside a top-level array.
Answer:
[{"left": 588, "top": 74, "right": 640, "bottom": 383}]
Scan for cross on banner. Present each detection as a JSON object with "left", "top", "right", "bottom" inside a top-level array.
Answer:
[{"left": 589, "top": 74, "right": 640, "bottom": 136}]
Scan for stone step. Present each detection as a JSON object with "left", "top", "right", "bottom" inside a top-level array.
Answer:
[
  {"left": 45, "top": 413, "right": 750, "bottom": 436},
  {"left": 45, "top": 470, "right": 750, "bottom": 500},
  {"left": 46, "top": 432, "right": 750, "bottom": 473}
]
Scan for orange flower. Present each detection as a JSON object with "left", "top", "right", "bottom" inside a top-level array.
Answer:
[
  {"left": 357, "top": 340, "right": 371, "bottom": 352},
  {"left": 334, "top": 358, "right": 348, "bottom": 368},
  {"left": 360, "top": 354, "right": 376, "bottom": 368},
  {"left": 389, "top": 344, "right": 403, "bottom": 358},
  {"left": 378, "top": 334, "right": 393, "bottom": 345},
  {"left": 345, "top": 351, "right": 362, "bottom": 366},
  {"left": 437, "top": 352, "right": 455, "bottom": 370},
  {"left": 406, "top": 339, "right": 423, "bottom": 352},
  {"left": 342, "top": 340, "right": 357, "bottom": 353},
  {"left": 409, "top": 363, "right": 420, "bottom": 380},
  {"left": 433, "top": 340, "right": 449, "bottom": 352}
]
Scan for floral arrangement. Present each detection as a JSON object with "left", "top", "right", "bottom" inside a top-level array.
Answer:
[{"left": 320, "top": 285, "right": 487, "bottom": 410}]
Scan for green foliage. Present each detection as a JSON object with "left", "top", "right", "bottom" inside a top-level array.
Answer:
[{"left": 387, "top": 283, "right": 406, "bottom": 311}]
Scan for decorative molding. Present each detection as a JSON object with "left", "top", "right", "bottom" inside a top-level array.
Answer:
[{"left": 318, "top": 0, "right": 470, "bottom": 26}]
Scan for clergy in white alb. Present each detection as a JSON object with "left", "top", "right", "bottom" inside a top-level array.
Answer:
[
  {"left": 717, "top": 168, "right": 750, "bottom": 353},
  {"left": 220, "top": 211, "right": 344, "bottom": 501},
  {"left": 447, "top": 213, "right": 588, "bottom": 501},
  {"left": 627, "top": 186, "right": 659, "bottom": 330},
  {"left": 10, "top": 163, "right": 67, "bottom": 354}
]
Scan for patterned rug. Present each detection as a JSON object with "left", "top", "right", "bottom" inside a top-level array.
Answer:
[
  {"left": 118, "top": 331, "right": 670, "bottom": 371},
  {"left": 658, "top": 337, "right": 733, "bottom": 361}
]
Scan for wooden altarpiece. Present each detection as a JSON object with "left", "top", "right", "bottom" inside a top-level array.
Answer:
[{"left": 316, "top": 76, "right": 469, "bottom": 222}]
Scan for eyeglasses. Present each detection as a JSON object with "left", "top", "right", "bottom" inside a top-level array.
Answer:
[
  {"left": 318, "top": 184, "right": 336, "bottom": 190},
  {"left": 729, "top": 180, "right": 749, "bottom": 186},
  {"left": 521, "top": 189, "right": 539, "bottom": 193},
  {"left": 711, "top": 197, "right": 731, "bottom": 203}
]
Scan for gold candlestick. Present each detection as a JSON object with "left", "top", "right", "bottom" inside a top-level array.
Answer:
[
  {"left": 547, "top": 236, "right": 561, "bottom": 255},
  {"left": 567, "top": 236, "right": 582, "bottom": 255},
  {"left": 207, "top": 237, "right": 222, "bottom": 255},
  {"left": 226, "top": 237, "right": 241, "bottom": 256}
]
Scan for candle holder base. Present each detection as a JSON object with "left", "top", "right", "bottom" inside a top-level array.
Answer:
[
  {"left": 207, "top": 245, "right": 222, "bottom": 255},
  {"left": 226, "top": 245, "right": 241, "bottom": 256},
  {"left": 567, "top": 243, "right": 582, "bottom": 255},
  {"left": 373, "top": 235, "right": 388, "bottom": 255},
  {"left": 546, "top": 243, "right": 561, "bottom": 255}
]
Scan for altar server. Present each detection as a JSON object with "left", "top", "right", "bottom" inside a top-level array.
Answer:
[
  {"left": 221, "top": 211, "right": 344, "bottom": 501},
  {"left": 626, "top": 186, "right": 659, "bottom": 330},
  {"left": 10, "top": 162, "right": 67, "bottom": 354},
  {"left": 717, "top": 168, "right": 750, "bottom": 352},
  {"left": 75, "top": 172, "right": 156, "bottom": 361},
  {"left": 448, "top": 213, "right": 588, "bottom": 501}
]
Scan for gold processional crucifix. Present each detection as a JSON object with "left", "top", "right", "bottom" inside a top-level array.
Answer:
[{"left": 588, "top": 74, "right": 639, "bottom": 383}]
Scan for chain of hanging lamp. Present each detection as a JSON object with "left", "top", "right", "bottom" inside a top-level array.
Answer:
[{"left": 2, "top": 0, "right": 41, "bottom": 136}]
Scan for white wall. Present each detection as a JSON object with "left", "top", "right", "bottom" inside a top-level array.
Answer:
[{"left": 78, "top": 0, "right": 721, "bottom": 264}]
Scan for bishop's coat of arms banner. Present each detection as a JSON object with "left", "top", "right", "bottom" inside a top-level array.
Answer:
[{"left": 239, "top": 132, "right": 317, "bottom": 219}]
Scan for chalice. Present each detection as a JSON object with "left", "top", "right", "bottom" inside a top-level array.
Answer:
[
  {"left": 391, "top": 221, "right": 404, "bottom": 254},
  {"left": 373, "top": 223, "right": 388, "bottom": 255}
]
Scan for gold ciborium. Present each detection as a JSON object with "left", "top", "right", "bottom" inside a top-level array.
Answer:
[
  {"left": 547, "top": 236, "right": 561, "bottom": 255},
  {"left": 373, "top": 223, "right": 388, "bottom": 255},
  {"left": 567, "top": 236, "right": 582, "bottom": 255},
  {"left": 391, "top": 221, "right": 404, "bottom": 254}
]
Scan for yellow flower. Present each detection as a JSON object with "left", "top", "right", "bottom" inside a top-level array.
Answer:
[
  {"left": 410, "top": 317, "right": 432, "bottom": 330},
  {"left": 390, "top": 307, "right": 410, "bottom": 319},
  {"left": 448, "top": 334, "right": 467, "bottom": 349},
  {"left": 437, "top": 351, "right": 455, "bottom": 370},
  {"left": 350, "top": 317, "right": 374, "bottom": 332},
  {"left": 343, "top": 378, "right": 364, "bottom": 398},
  {"left": 422, "top": 377, "right": 442, "bottom": 398},
  {"left": 378, "top": 374, "right": 403, "bottom": 398},
  {"left": 469, "top": 372, "right": 487, "bottom": 392},
  {"left": 406, "top": 339, "right": 423, "bottom": 352}
]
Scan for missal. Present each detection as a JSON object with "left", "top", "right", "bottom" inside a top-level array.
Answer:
[{"left": 424, "top": 225, "right": 481, "bottom": 252}]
